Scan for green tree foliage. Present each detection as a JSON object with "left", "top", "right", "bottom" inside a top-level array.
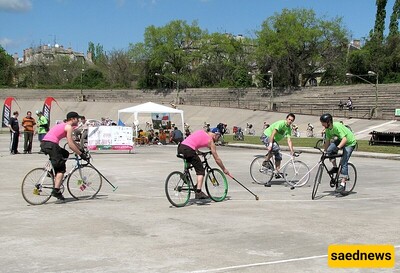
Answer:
[
  {"left": 388, "top": 0, "right": 400, "bottom": 37},
  {"left": 373, "top": 0, "right": 388, "bottom": 43},
  {"left": 256, "top": 8, "right": 349, "bottom": 88},
  {"left": 0, "top": 46, "right": 15, "bottom": 86}
]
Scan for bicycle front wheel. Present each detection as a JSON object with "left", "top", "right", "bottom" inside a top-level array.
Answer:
[
  {"left": 315, "top": 139, "right": 324, "bottom": 149},
  {"left": 340, "top": 162, "right": 357, "bottom": 195},
  {"left": 165, "top": 171, "right": 191, "bottom": 207},
  {"left": 250, "top": 156, "right": 274, "bottom": 185},
  {"left": 312, "top": 165, "right": 324, "bottom": 200},
  {"left": 283, "top": 160, "right": 310, "bottom": 188},
  {"left": 21, "top": 168, "right": 54, "bottom": 205},
  {"left": 67, "top": 166, "right": 102, "bottom": 200},
  {"left": 205, "top": 168, "right": 228, "bottom": 202}
]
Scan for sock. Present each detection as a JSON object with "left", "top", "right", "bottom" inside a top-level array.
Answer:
[
  {"left": 196, "top": 189, "right": 201, "bottom": 193},
  {"left": 341, "top": 182, "right": 345, "bottom": 186}
]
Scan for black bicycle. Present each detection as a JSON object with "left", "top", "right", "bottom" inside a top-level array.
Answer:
[
  {"left": 165, "top": 151, "right": 228, "bottom": 207},
  {"left": 311, "top": 147, "right": 357, "bottom": 200}
]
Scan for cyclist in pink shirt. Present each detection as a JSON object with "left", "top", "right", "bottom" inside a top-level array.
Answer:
[
  {"left": 178, "top": 128, "right": 230, "bottom": 199},
  {"left": 40, "top": 112, "right": 88, "bottom": 201}
]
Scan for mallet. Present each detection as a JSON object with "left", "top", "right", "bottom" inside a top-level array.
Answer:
[{"left": 228, "top": 174, "right": 259, "bottom": 200}]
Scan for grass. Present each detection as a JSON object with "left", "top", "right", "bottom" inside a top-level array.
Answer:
[{"left": 222, "top": 135, "right": 400, "bottom": 154}]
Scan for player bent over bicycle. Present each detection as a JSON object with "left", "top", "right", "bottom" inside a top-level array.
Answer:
[
  {"left": 39, "top": 111, "right": 89, "bottom": 201},
  {"left": 167, "top": 128, "right": 230, "bottom": 205},
  {"left": 319, "top": 113, "right": 357, "bottom": 194}
]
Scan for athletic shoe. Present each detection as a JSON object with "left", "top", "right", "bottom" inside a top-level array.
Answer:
[
  {"left": 328, "top": 167, "right": 339, "bottom": 175},
  {"left": 335, "top": 184, "right": 345, "bottom": 193},
  {"left": 275, "top": 173, "right": 284, "bottom": 179},
  {"left": 262, "top": 160, "right": 270, "bottom": 167},
  {"left": 51, "top": 189, "right": 65, "bottom": 201},
  {"left": 195, "top": 191, "right": 209, "bottom": 199}
]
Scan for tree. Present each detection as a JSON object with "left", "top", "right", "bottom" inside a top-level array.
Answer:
[
  {"left": 0, "top": 46, "right": 15, "bottom": 86},
  {"left": 373, "top": 0, "right": 388, "bottom": 43},
  {"left": 255, "top": 8, "right": 349, "bottom": 88},
  {"left": 388, "top": 0, "right": 400, "bottom": 38}
]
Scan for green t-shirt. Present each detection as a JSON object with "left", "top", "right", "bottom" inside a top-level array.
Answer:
[
  {"left": 37, "top": 116, "right": 49, "bottom": 134},
  {"left": 325, "top": 122, "right": 357, "bottom": 147},
  {"left": 263, "top": 120, "right": 291, "bottom": 142}
]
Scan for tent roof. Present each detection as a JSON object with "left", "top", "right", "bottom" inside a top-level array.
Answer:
[{"left": 118, "top": 102, "right": 183, "bottom": 114}]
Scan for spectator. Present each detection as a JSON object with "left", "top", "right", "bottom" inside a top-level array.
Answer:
[
  {"left": 22, "top": 111, "right": 36, "bottom": 154},
  {"left": 36, "top": 110, "right": 49, "bottom": 146},
  {"left": 170, "top": 127, "right": 184, "bottom": 144},
  {"left": 8, "top": 111, "right": 20, "bottom": 155},
  {"left": 338, "top": 100, "right": 345, "bottom": 110},
  {"left": 159, "top": 129, "right": 167, "bottom": 145},
  {"left": 346, "top": 97, "right": 353, "bottom": 111}
]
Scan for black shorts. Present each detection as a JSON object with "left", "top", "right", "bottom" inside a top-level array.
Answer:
[
  {"left": 40, "top": 141, "right": 70, "bottom": 173},
  {"left": 177, "top": 144, "right": 205, "bottom": 176}
]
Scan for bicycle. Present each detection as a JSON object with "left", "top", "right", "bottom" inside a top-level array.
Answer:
[
  {"left": 249, "top": 151, "right": 310, "bottom": 188},
  {"left": 21, "top": 151, "right": 117, "bottom": 205},
  {"left": 311, "top": 147, "right": 357, "bottom": 200},
  {"left": 165, "top": 151, "right": 228, "bottom": 207}
]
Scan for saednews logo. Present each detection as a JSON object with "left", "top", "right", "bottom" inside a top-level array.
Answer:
[{"left": 328, "top": 245, "right": 395, "bottom": 268}]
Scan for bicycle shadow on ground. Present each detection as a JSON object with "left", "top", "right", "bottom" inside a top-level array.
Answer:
[{"left": 313, "top": 190, "right": 357, "bottom": 200}]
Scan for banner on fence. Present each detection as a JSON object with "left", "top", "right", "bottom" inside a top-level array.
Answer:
[{"left": 87, "top": 126, "right": 133, "bottom": 151}]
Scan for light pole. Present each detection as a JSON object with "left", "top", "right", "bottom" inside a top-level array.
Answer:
[
  {"left": 172, "top": 71, "right": 180, "bottom": 104},
  {"left": 346, "top": 71, "right": 378, "bottom": 117},
  {"left": 155, "top": 72, "right": 179, "bottom": 103},
  {"left": 266, "top": 70, "right": 274, "bottom": 110},
  {"left": 80, "top": 68, "right": 85, "bottom": 97},
  {"left": 248, "top": 71, "right": 274, "bottom": 110}
]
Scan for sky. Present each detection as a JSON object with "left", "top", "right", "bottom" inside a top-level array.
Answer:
[{"left": 0, "top": 0, "right": 397, "bottom": 58}]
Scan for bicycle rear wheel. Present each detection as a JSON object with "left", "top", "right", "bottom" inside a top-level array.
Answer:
[
  {"left": 249, "top": 156, "right": 274, "bottom": 185},
  {"left": 67, "top": 166, "right": 102, "bottom": 200},
  {"left": 283, "top": 160, "right": 310, "bottom": 188},
  {"left": 165, "top": 171, "right": 191, "bottom": 207},
  {"left": 340, "top": 162, "right": 357, "bottom": 195},
  {"left": 205, "top": 168, "right": 228, "bottom": 202},
  {"left": 312, "top": 165, "right": 324, "bottom": 200},
  {"left": 21, "top": 168, "right": 54, "bottom": 205}
]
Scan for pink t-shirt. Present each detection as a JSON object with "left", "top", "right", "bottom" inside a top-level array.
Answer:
[
  {"left": 42, "top": 122, "right": 67, "bottom": 144},
  {"left": 181, "top": 130, "right": 211, "bottom": 150}
]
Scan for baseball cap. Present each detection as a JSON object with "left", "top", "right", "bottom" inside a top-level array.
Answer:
[
  {"left": 211, "top": 128, "right": 221, "bottom": 134},
  {"left": 35, "top": 110, "right": 42, "bottom": 115},
  {"left": 66, "top": 111, "right": 83, "bottom": 120}
]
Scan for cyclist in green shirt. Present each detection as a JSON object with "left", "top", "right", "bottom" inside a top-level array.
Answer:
[
  {"left": 320, "top": 113, "right": 357, "bottom": 193},
  {"left": 260, "top": 113, "right": 296, "bottom": 187}
]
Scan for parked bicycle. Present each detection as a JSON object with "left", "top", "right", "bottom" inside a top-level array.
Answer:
[
  {"left": 165, "top": 151, "right": 228, "bottom": 207},
  {"left": 311, "top": 147, "right": 357, "bottom": 200},
  {"left": 21, "top": 151, "right": 117, "bottom": 205},
  {"left": 249, "top": 151, "right": 310, "bottom": 188}
]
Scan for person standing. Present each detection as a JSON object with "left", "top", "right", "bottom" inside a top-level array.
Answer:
[
  {"left": 22, "top": 111, "right": 36, "bottom": 154},
  {"left": 8, "top": 111, "right": 20, "bottom": 155},
  {"left": 36, "top": 111, "right": 49, "bottom": 151}
]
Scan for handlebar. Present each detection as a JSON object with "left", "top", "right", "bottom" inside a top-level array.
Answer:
[{"left": 314, "top": 146, "right": 343, "bottom": 159}]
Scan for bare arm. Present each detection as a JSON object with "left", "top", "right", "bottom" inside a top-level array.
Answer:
[
  {"left": 209, "top": 141, "right": 230, "bottom": 176},
  {"left": 65, "top": 124, "right": 83, "bottom": 155},
  {"left": 337, "top": 137, "right": 347, "bottom": 149},
  {"left": 287, "top": 137, "right": 294, "bottom": 155}
]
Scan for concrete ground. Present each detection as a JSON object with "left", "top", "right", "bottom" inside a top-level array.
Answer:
[{"left": 0, "top": 133, "right": 399, "bottom": 273}]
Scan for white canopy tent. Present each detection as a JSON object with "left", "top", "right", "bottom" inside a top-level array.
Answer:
[{"left": 117, "top": 102, "right": 185, "bottom": 137}]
